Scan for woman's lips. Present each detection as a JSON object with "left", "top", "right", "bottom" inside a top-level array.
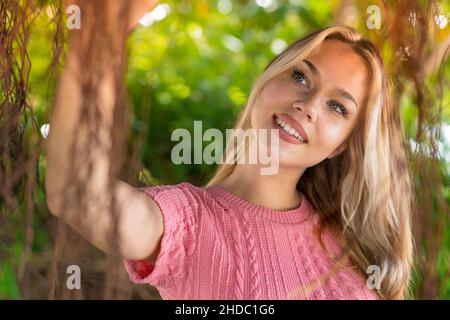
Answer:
[
  {"left": 275, "top": 113, "right": 309, "bottom": 143},
  {"left": 272, "top": 115, "right": 307, "bottom": 145}
]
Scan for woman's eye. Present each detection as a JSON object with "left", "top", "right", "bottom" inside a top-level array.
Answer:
[
  {"left": 328, "top": 101, "right": 347, "bottom": 116},
  {"left": 291, "top": 69, "right": 309, "bottom": 88}
]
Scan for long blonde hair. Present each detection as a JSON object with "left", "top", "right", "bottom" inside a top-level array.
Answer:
[{"left": 206, "top": 25, "right": 414, "bottom": 299}]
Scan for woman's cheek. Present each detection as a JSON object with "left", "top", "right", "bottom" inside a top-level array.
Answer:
[{"left": 315, "top": 124, "right": 343, "bottom": 155}]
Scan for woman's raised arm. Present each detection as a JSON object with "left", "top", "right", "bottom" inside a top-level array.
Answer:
[{"left": 45, "top": 0, "right": 163, "bottom": 262}]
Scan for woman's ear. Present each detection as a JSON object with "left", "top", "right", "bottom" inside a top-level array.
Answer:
[{"left": 327, "top": 143, "right": 347, "bottom": 159}]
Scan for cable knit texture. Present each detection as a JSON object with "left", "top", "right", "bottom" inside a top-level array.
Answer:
[{"left": 123, "top": 182, "right": 379, "bottom": 300}]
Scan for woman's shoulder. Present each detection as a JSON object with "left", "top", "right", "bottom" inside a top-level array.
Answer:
[
  {"left": 136, "top": 182, "right": 223, "bottom": 214},
  {"left": 137, "top": 182, "right": 199, "bottom": 207}
]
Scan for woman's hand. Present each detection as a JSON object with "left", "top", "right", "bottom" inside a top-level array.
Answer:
[
  {"left": 63, "top": 0, "right": 159, "bottom": 33},
  {"left": 127, "top": 0, "right": 160, "bottom": 31}
]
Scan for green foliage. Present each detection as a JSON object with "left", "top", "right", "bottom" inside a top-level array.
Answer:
[{"left": 0, "top": 261, "right": 21, "bottom": 300}]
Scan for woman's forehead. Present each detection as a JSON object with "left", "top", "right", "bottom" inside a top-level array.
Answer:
[{"left": 302, "top": 40, "right": 370, "bottom": 107}]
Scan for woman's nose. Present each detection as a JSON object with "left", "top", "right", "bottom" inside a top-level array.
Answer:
[{"left": 293, "top": 101, "right": 317, "bottom": 122}]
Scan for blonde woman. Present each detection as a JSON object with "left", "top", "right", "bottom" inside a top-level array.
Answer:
[{"left": 46, "top": 0, "right": 414, "bottom": 300}]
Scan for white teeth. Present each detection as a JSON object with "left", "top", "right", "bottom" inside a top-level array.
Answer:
[{"left": 274, "top": 116, "right": 304, "bottom": 142}]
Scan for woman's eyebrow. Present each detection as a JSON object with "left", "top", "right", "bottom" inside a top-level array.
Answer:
[
  {"left": 335, "top": 88, "right": 358, "bottom": 109},
  {"left": 303, "top": 59, "right": 358, "bottom": 109},
  {"left": 303, "top": 59, "right": 320, "bottom": 77}
]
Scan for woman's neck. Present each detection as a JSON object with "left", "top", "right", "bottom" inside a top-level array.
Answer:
[{"left": 215, "top": 162, "right": 305, "bottom": 211}]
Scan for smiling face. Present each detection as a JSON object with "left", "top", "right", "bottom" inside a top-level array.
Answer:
[{"left": 251, "top": 39, "right": 370, "bottom": 169}]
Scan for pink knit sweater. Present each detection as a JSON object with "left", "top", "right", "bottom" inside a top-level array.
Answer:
[{"left": 123, "top": 182, "right": 379, "bottom": 300}]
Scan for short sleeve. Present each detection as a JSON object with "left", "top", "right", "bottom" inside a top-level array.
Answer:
[{"left": 122, "top": 183, "right": 199, "bottom": 291}]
